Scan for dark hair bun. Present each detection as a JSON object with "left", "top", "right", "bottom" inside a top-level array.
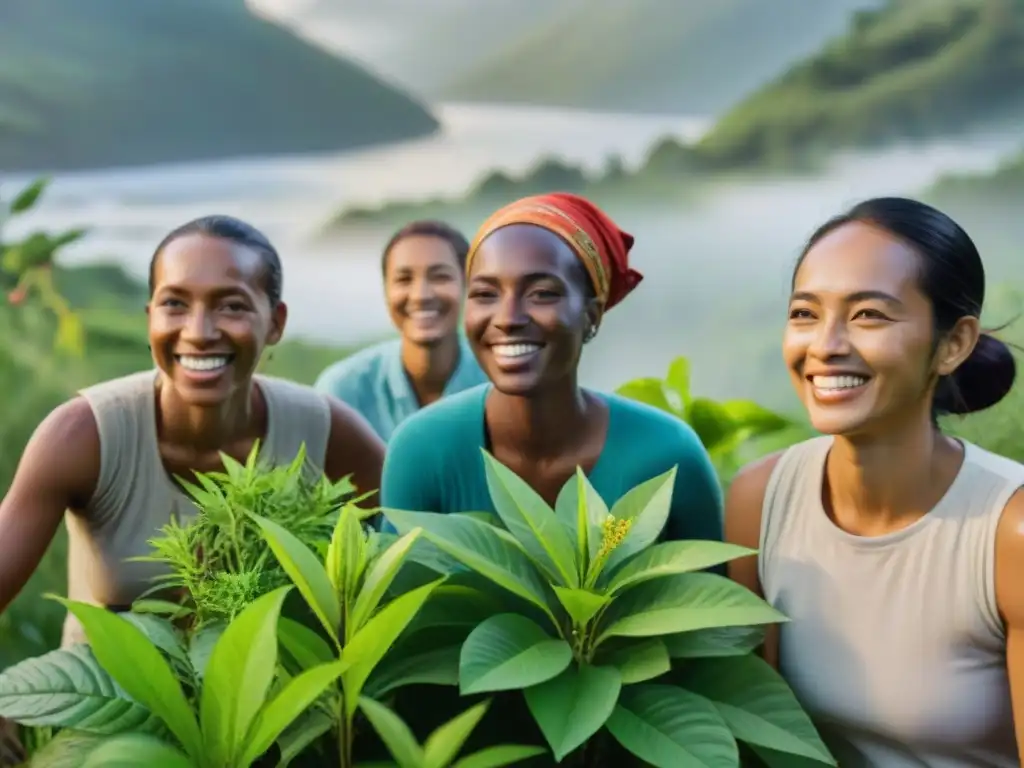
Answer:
[{"left": 935, "top": 333, "right": 1016, "bottom": 415}]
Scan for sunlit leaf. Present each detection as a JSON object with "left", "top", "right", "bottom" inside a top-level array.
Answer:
[
  {"left": 459, "top": 614, "right": 572, "bottom": 695},
  {"left": 358, "top": 696, "right": 424, "bottom": 768},
  {"left": 602, "top": 639, "right": 671, "bottom": 684},
  {"left": 350, "top": 528, "right": 423, "bottom": 632},
  {"left": 200, "top": 587, "right": 290, "bottom": 765},
  {"left": 53, "top": 598, "right": 202, "bottom": 758},
  {"left": 423, "top": 699, "right": 489, "bottom": 768},
  {"left": 664, "top": 626, "right": 765, "bottom": 659},
  {"left": 551, "top": 586, "right": 609, "bottom": 626},
  {"left": 605, "top": 684, "right": 737, "bottom": 768},
  {"left": 606, "top": 540, "right": 755, "bottom": 595},
  {"left": 482, "top": 450, "right": 578, "bottom": 587},
  {"left": 81, "top": 734, "right": 193, "bottom": 768},
  {"left": 602, "top": 469, "right": 677, "bottom": 574},
  {"left": 523, "top": 663, "right": 621, "bottom": 762},
  {"left": 597, "top": 573, "right": 786, "bottom": 644}
]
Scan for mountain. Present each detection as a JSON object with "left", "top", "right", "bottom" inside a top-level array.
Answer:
[
  {"left": 435, "top": 0, "right": 882, "bottom": 115},
  {"left": 254, "top": 0, "right": 562, "bottom": 98},
  {"left": 0, "top": 0, "right": 439, "bottom": 172},
  {"left": 694, "top": 0, "right": 1024, "bottom": 168}
]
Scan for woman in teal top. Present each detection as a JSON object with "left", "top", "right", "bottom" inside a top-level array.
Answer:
[
  {"left": 315, "top": 220, "right": 487, "bottom": 441},
  {"left": 381, "top": 193, "right": 723, "bottom": 544}
]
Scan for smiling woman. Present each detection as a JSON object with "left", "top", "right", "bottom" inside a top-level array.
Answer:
[
  {"left": 0, "top": 214, "right": 385, "bottom": 648},
  {"left": 725, "top": 197, "right": 1024, "bottom": 767},
  {"left": 314, "top": 220, "right": 487, "bottom": 442},
  {"left": 379, "top": 193, "right": 724, "bottom": 553}
]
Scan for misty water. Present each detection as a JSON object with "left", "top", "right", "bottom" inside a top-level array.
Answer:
[{"left": 4, "top": 103, "right": 1020, "bottom": 410}]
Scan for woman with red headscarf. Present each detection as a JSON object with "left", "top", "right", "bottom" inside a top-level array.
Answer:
[{"left": 379, "top": 193, "right": 722, "bottom": 545}]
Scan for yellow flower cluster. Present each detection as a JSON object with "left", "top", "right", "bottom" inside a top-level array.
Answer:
[{"left": 597, "top": 514, "right": 631, "bottom": 559}]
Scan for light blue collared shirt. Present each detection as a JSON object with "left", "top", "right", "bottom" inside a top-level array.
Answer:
[{"left": 314, "top": 336, "right": 487, "bottom": 442}]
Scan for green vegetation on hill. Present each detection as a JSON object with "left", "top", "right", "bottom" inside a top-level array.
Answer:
[
  {"left": 438, "top": 0, "right": 877, "bottom": 115},
  {"left": 0, "top": 0, "right": 438, "bottom": 172},
  {"left": 929, "top": 147, "right": 1024, "bottom": 202},
  {"left": 693, "top": 0, "right": 1024, "bottom": 168}
]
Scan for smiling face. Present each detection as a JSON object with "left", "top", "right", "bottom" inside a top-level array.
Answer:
[
  {"left": 147, "top": 233, "right": 286, "bottom": 406},
  {"left": 464, "top": 224, "right": 599, "bottom": 396},
  {"left": 384, "top": 234, "right": 464, "bottom": 346},
  {"left": 784, "top": 220, "right": 970, "bottom": 437}
]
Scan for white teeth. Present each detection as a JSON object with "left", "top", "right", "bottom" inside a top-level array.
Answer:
[
  {"left": 178, "top": 355, "right": 230, "bottom": 372},
  {"left": 493, "top": 343, "right": 541, "bottom": 359},
  {"left": 812, "top": 375, "right": 867, "bottom": 391},
  {"left": 410, "top": 310, "right": 439, "bottom": 319}
]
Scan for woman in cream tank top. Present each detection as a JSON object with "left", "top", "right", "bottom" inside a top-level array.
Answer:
[
  {"left": 0, "top": 215, "right": 385, "bottom": 648},
  {"left": 726, "top": 197, "right": 1024, "bottom": 767}
]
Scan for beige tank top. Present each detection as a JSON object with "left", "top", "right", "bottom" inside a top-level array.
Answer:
[
  {"left": 62, "top": 370, "right": 332, "bottom": 647},
  {"left": 759, "top": 436, "right": 1024, "bottom": 767}
]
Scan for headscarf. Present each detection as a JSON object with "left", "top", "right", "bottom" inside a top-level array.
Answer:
[{"left": 465, "top": 192, "right": 643, "bottom": 313}]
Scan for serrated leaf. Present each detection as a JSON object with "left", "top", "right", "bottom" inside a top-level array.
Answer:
[{"left": 0, "top": 645, "right": 160, "bottom": 734}]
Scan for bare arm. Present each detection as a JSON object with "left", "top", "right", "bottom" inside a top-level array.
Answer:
[
  {"left": 994, "top": 487, "right": 1024, "bottom": 762},
  {"left": 0, "top": 397, "right": 99, "bottom": 615},
  {"left": 724, "top": 451, "right": 782, "bottom": 668},
  {"left": 323, "top": 396, "right": 385, "bottom": 508}
]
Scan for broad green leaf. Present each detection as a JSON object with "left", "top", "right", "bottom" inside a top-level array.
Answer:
[
  {"left": 54, "top": 598, "right": 202, "bottom": 758},
  {"left": 0, "top": 645, "right": 160, "bottom": 733},
  {"left": 342, "top": 579, "right": 443, "bottom": 717},
  {"left": 606, "top": 541, "right": 756, "bottom": 595},
  {"left": 423, "top": 700, "right": 490, "bottom": 768},
  {"left": 350, "top": 528, "right": 423, "bottom": 632},
  {"left": 554, "top": 469, "right": 609, "bottom": 570},
  {"left": 482, "top": 450, "right": 578, "bottom": 587},
  {"left": 13, "top": 729, "right": 104, "bottom": 767},
  {"left": 719, "top": 400, "right": 790, "bottom": 436},
  {"left": 277, "top": 708, "right": 334, "bottom": 767},
  {"left": 403, "top": 585, "right": 497, "bottom": 636},
  {"left": 460, "top": 614, "right": 572, "bottom": 695},
  {"left": 384, "top": 509, "right": 556, "bottom": 623},
  {"left": 453, "top": 744, "right": 549, "bottom": 768},
  {"left": 603, "top": 469, "right": 677, "bottom": 574},
  {"left": 664, "top": 626, "right": 765, "bottom": 659},
  {"left": 605, "top": 684, "right": 737, "bottom": 768},
  {"left": 200, "top": 587, "right": 290, "bottom": 766},
  {"left": 120, "top": 614, "right": 189, "bottom": 671},
  {"left": 683, "top": 655, "right": 836, "bottom": 765},
  {"left": 597, "top": 573, "right": 787, "bottom": 644},
  {"left": 278, "top": 618, "right": 336, "bottom": 671},
  {"left": 603, "top": 639, "right": 671, "bottom": 684},
  {"left": 359, "top": 697, "right": 424, "bottom": 768},
  {"left": 665, "top": 357, "right": 692, "bottom": 407},
  {"left": 687, "top": 398, "right": 736, "bottom": 453},
  {"left": 524, "top": 663, "right": 621, "bottom": 761},
  {"left": 240, "top": 660, "right": 348, "bottom": 766},
  {"left": 253, "top": 514, "right": 341, "bottom": 645},
  {"left": 551, "top": 586, "right": 609, "bottom": 626},
  {"left": 365, "top": 644, "right": 461, "bottom": 698},
  {"left": 82, "top": 734, "right": 193, "bottom": 768},
  {"left": 188, "top": 621, "right": 226, "bottom": 682},
  {"left": 615, "top": 378, "right": 677, "bottom": 416}
]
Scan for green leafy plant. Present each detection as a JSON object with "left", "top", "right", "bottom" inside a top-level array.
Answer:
[
  {"left": 357, "top": 697, "right": 545, "bottom": 768},
  {"left": 137, "top": 443, "right": 365, "bottom": 626},
  {"left": 384, "top": 452, "right": 836, "bottom": 767},
  {"left": 0, "top": 177, "right": 88, "bottom": 357},
  {"left": 616, "top": 356, "right": 805, "bottom": 480},
  {"left": 0, "top": 588, "right": 345, "bottom": 767},
  {"left": 253, "top": 503, "right": 446, "bottom": 768}
]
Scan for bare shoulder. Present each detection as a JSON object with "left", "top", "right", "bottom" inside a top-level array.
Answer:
[
  {"left": 725, "top": 450, "right": 785, "bottom": 545},
  {"left": 995, "top": 486, "right": 1024, "bottom": 626},
  {"left": 6, "top": 395, "right": 100, "bottom": 511},
  {"left": 323, "top": 395, "right": 385, "bottom": 494}
]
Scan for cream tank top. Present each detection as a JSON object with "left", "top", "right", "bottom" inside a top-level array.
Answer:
[
  {"left": 759, "top": 436, "right": 1024, "bottom": 768},
  {"left": 62, "top": 370, "right": 332, "bottom": 647}
]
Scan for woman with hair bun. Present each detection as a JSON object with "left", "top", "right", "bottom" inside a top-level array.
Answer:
[{"left": 726, "top": 197, "right": 1023, "bottom": 767}]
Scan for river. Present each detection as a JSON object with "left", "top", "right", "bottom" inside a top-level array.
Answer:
[{"left": 3, "top": 104, "right": 1019, "bottom": 406}]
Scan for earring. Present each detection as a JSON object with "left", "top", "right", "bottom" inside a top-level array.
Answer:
[{"left": 584, "top": 325, "right": 598, "bottom": 344}]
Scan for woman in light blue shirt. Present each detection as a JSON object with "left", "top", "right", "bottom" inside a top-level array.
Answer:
[{"left": 315, "top": 220, "right": 486, "bottom": 441}]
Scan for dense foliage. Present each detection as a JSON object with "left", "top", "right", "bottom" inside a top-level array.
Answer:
[{"left": 0, "top": 446, "right": 837, "bottom": 767}]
